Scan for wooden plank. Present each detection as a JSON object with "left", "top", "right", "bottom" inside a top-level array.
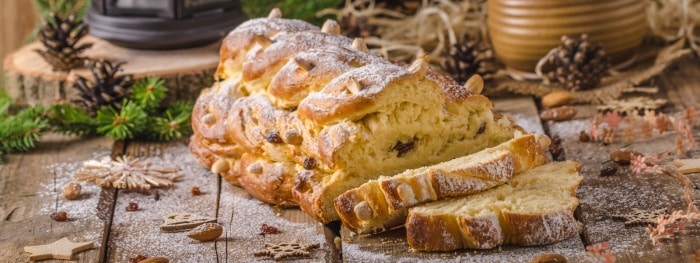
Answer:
[
  {"left": 0, "top": 134, "right": 114, "bottom": 262},
  {"left": 3, "top": 35, "right": 217, "bottom": 106},
  {"left": 546, "top": 59, "right": 700, "bottom": 262},
  {"left": 216, "top": 176, "right": 335, "bottom": 262},
  {"left": 104, "top": 140, "right": 221, "bottom": 262},
  {"left": 340, "top": 96, "right": 588, "bottom": 262}
]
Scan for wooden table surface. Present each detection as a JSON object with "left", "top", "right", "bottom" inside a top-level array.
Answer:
[{"left": 2, "top": 57, "right": 700, "bottom": 262}]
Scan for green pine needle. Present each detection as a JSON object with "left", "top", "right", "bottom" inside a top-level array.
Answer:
[
  {"left": 0, "top": 105, "right": 49, "bottom": 161},
  {"left": 147, "top": 101, "right": 194, "bottom": 141},
  {"left": 131, "top": 77, "right": 168, "bottom": 110},
  {"left": 48, "top": 104, "right": 98, "bottom": 136},
  {"left": 96, "top": 100, "right": 148, "bottom": 140}
]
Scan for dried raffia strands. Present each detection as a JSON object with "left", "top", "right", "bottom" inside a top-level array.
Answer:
[
  {"left": 647, "top": 0, "right": 700, "bottom": 55},
  {"left": 319, "top": 0, "right": 486, "bottom": 64},
  {"left": 492, "top": 39, "right": 692, "bottom": 104}
]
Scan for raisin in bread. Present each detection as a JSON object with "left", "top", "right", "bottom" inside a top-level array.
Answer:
[
  {"left": 189, "top": 9, "right": 520, "bottom": 223},
  {"left": 334, "top": 133, "right": 550, "bottom": 234},
  {"left": 405, "top": 160, "right": 582, "bottom": 251}
]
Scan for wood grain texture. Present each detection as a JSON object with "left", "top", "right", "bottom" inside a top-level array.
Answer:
[
  {"left": 545, "top": 58, "right": 700, "bottom": 262},
  {"left": 3, "top": 35, "right": 217, "bottom": 105},
  {"left": 0, "top": 0, "right": 37, "bottom": 74},
  {"left": 0, "top": 134, "right": 113, "bottom": 263},
  {"left": 104, "top": 140, "right": 220, "bottom": 262}
]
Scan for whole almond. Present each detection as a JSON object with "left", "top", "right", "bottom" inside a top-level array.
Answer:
[
  {"left": 187, "top": 222, "right": 223, "bottom": 242},
  {"left": 541, "top": 91, "right": 574, "bottom": 108},
  {"left": 530, "top": 253, "right": 567, "bottom": 263},
  {"left": 610, "top": 149, "right": 642, "bottom": 165},
  {"left": 540, "top": 106, "right": 577, "bottom": 121},
  {"left": 138, "top": 257, "right": 169, "bottom": 263}
]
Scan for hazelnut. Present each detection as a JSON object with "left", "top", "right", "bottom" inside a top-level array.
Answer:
[
  {"left": 63, "top": 182, "right": 81, "bottom": 200},
  {"left": 610, "top": 149, "right": 642, "bottom": 165}
]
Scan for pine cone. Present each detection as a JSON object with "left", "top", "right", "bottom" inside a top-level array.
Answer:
[
  {"left": 441, "top": 34, "right": 496, "bottom": 84},
  {"left": 543, "top": 34, "right": 610, "bottom": 91},
  {"left": 72, "top": 59, "right": 133, "bottom": 115},
  {"left": 35, "top": 12, "right": 92, "bottom": 71},
  {"left": 340, "top": 13, "right": 376, "bottom": 39}
]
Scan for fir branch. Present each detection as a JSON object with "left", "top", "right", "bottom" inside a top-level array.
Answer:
[
  {"left": 130, "top": 77, "right": 167, "bottom": 110},
  {"left": 96, "top": 100, "right": 147, "bottom": 140},
  {"left": 47, "top": 104, "right": 97, "bottom": 136},
  {"left": 0, "top": 105, "right": 49, "bottom": 162},
  {"left": 146, "top": 101, "right": 194, "bottom": 141}
]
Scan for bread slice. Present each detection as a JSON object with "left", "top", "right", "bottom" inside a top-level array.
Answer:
[
  {"left": 405, "top": 160, "right": 582, "bottom": 251},
  {"left": 334, "top": 133, "right": 550, "bottom": 234}
]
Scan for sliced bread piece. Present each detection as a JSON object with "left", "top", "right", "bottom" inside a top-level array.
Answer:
[
  {"left": 405, "top": 160, "right": 582, "bottom": 251},
  {"left": 334, "top": 133, "right": 550, "bottom": 234}
]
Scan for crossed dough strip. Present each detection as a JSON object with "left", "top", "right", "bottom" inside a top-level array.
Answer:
[{"left": 189, "top": 10, "right": 519, "bottom": 222}]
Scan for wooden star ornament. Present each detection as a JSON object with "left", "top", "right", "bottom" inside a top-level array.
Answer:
[
  {"left": 674, "top": 158, "right": 700, "bottom": 174},
  {"left": 612, "top": 208, "right": 668, "bottom": 226},
  {"left": 24, "top": 237, "right": 94, "bottom": 261}
]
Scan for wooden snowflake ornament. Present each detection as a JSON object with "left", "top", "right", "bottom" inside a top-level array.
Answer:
[
  {"left": 612, "top": 208, "right": 668, "bottom": 226},
  {"left": 75, "top": 155, "right": 181, "bottom": 190},
  {"left": 254, "top": 242, "right": 320, "bottom": 261}
]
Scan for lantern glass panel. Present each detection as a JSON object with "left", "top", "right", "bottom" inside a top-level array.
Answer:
[
  {"left": 114, "top": 0, "right": 169, "bottom": 10},
  {"left": 184, "top": 0, "right": 231, "bottom": 8}
]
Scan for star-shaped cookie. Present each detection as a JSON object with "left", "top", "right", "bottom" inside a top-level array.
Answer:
[
  {"left": 24, "top": 237, "right": 93, "bottom": 261},
  {"left": 674, "top": 158, "right": 700, "bottom": 174},
  {"left": 612, "top": 208, "right": 667, "bottom": 226}
]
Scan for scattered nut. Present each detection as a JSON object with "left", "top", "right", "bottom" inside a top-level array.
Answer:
[
  {"left": 610, "top": 149, "right": 642, "bottom": 165},
  {"left": 540, "top": 106, "right": 577, "bottom": 121},
  {"left": 126, "top": 201, "right": 139, "bottom": 212},
  {"left": 50, "top": 211, "right": 68, "bottom": 221},
  {"left": 137, "top": 257, "right": 169, "bottom": 263},
  {"left": 62, "top": 182, "right": 81, "bottom": 200},
  {"left": 191, "top": 187, "right": 202, "bottom": 196},
  {"left": 530, "top": 253, "right": 568, "bottom": 263},
  {"left": 187, "top": 222, "right": 223, "bottom": 242},
  {"left": 541, "top": 91, "right": 574, "bottom": 108}
]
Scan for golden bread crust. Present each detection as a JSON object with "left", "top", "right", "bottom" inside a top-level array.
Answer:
[
  {"left": 334, "top": 134, "right": 549, "bottom": 234},
  {"left": 189, "top": 15, "right": 520, "bottom": 222},
  {"left": 405, "top": 161, "right": 583, "bottom": 251}
]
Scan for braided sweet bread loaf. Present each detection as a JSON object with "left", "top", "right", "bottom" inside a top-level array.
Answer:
[{"left": 189, "top": 9, "right": 519, "bottom": 223}]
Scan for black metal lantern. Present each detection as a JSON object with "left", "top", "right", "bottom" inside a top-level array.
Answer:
[{"left": 87, "top": 0, "right": 247, "bottom": 50}]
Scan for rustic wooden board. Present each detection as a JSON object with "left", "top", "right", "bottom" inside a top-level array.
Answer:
[
  {"left": 3, "top": 35, "right": 218, "bottom": 106},
  {"left": 0, "top": 134, "right": 114, "bottom": 262},
  {"left": 340, "top": 96, "right": 588, "bottom": 262},
  {"left": 102, "top": 139, "right": 336, "bottom": 262},
  {"left": 103, "top": 140, "right": 221, "bottom": 262},
  {"left": 216, "top": 183, "right": 335, "bottom": 262},
  {"left": 546, "top": 59, "right": 700, "bottom": 262}
]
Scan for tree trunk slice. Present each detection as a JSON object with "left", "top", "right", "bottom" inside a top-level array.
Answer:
[{"left": 3, "top": 35, "right": 219, "bottom": 106}]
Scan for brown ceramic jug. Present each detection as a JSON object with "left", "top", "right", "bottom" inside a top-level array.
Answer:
[{"left": 487, "top": 0, "right": 647, "bottom": 72}]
